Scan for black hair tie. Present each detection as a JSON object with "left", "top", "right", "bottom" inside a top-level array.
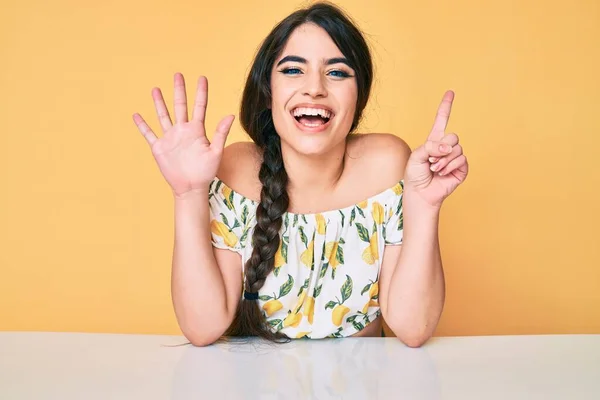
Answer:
[{"left": 244, "top": 291, "right": 259, "bottom": 301}]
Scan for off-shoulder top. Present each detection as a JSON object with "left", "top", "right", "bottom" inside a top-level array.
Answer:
[{"left": 208, "top": 177, "right": 404, "bottom": 339}]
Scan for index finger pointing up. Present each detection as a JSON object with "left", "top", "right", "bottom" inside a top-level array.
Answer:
[{"left": 428, "top": 90, "right": 455, "bottom": 141}]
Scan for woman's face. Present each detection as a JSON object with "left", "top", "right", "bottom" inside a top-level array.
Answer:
[{"left": 270, "top": 23, "right": 358, "bottom": 156}]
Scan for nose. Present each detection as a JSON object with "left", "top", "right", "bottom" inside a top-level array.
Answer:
[{"left": 302, "top": 72, "right": 327, "bottom": 98}]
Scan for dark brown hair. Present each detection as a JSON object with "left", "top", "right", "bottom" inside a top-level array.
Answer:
[{"left": 223, "top": 1, "right": 374, "bottom": 341}]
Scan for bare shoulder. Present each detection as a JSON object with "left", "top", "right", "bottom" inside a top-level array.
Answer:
[
  {"left": 347, "top": 133, "right": 412, "bottom": 188},
  {"left": 217, "top": 141, "right": 262, "bottom": 200}
]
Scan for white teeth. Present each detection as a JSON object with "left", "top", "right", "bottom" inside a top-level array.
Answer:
[{"left": 292, "top": 107, "right": 332, "bottom": 119}]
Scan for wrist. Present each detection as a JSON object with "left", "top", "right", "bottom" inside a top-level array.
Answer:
[
  {"left": 173, "top": 188, "right": 209, "bottom": 202},
  {"left": 403, "top": 189, "right": 442, "bottom": 219}
]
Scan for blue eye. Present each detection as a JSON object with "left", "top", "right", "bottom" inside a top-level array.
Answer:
[
  {"left": 282, "top": 68, "right": 302, "bottom": 75},
  {"left": 328, "top": 70, "right": 351, "bottom": 78}
]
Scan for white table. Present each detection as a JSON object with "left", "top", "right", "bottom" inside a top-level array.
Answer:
[{"left": 0, "top": 332, "right": 598, "bottom": 399}]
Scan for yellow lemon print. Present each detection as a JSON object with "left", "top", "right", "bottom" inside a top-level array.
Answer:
[
  {"left": 357, "top": 199, "right": 368, "bottom": 209},
  {"left": 295, "top": 331, "right": 310, "bottom": 339},
  {"left": 392, "top": 182, "right": 403, "bottom": 195},
  {"left": 222, "top": 186, "right": 235, "bottom": 210},
  {"left": 300, "top": 240, "right": 314, "bottom": 267},
  {"left": 369, "top": 282, "right": 379, "bottom": 298},
  {"left": 361, "top": 233, "right": 379, "bottom": 265},
  {"left": 361, "top": 301, "right": 370, "bottom": 314},
  {"left": 274, "top": 240, "right": 285, "bottom": 269},
  {"left": 325, "top": 241, "right": 340, "bottom": 268},
  {"left": 372, "top": 202, "right": 384, "bottom": 225},
  {"left": 210, "top": 220, "right": 238, "bottom": 248},
  {"left": 262, "top": 299, "right": 283, "bottom": 317},
  {"left": 332, "top": 305, "right": 350, "bottom": 326},
  {"left": 292, "top": 290, "right": 307, "bottom": 314},
  {"left": 361, "top": 298, "right": 379, "bottom": 314},
  {"left": 315, "top": 214, "right": 326, "bottom": 234},
  {"left": 303, "top": 296, "right": 315, "bottom": 325},
  {"left": 283, "top": 312, "right": 302, "bottom": 328}
]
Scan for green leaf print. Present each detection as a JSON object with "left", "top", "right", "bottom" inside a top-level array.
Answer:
[
  {"left": 356, "top": 223, "right": 370, "bottom": 243},
  {"left": 293, "top": 214, "right": 299, "bottom": 227},
  {"left": 336, "top": 244, "right": 344, "bottom": 264},
  {"left": 268, "top": 319, "right": 282, "bottom": 327},
  {"left": 356, "top": 206, "right": 365, "bottom": 218},
  {"left": 279, "top": 274, "right": 294, "bottom": 298},
  {"left": 361, "top": 282, "right": 372, "bottom": 296},
  {"left": 339, "top": 210, "right": 345, "bottom": 226},
  {"left": 239, "top": 227, "right": 249, "bottom": 245},
  {"left": 299, "top": 226, "right": 308, "bottom": 247},
  {"left": 398, "top": 211, "right": 404, "bottom": 230},
  {"left": 232, "top": 219, "right": 241, "bottom": 229},
  {"left": 332, "top": 267, "right": 337, "bottom": 280},
  {"left": 220, "top": 213, "right": 229, "bottom": 228},
  {"left": 228, "top": 191, "right": 235, "bottom": 209},
  {"left": 341, "top": 275, "right": 353, "bottom": 303},
  {"left": 215, "top": 180, "right": 222, "bottom": 192},
  {"left": 301, "top": 215, "right": 308, "bottom": 224},
  {"left": 349, "top": 208, "right": 356, "bottom": 226},
  {"left": 259, "top": 294, "right": 273, "bottom": 301},
  {"left": 346, "top": 315, "right": 357, "bottom": 323},
  {"left": 241, "top": 205, "right": 249, "bottom": 225},
  {"left": 320, "top": 262, "right": 329, "bottom": 279},
  {"left": 313, "top": 284, "right": 323, "bottom": 298},
  {"left": 352, "top": 321, "right": 365, "bottom": 331},
  {"left": 339, "top": 237, "right": 345, "bottom": 245},
  {"left": 325, "top": 301, "right": 337, "bottom": 310},
  {"left": 282, "top": 237, "right": 288, "bottom": 262},
  {"left": 298, "top": 278, "right": 309, "bottom": 296}
]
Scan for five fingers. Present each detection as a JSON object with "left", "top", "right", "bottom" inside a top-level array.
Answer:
[{"left": 133, "top": 73, "right": 232, "bottom": 149}]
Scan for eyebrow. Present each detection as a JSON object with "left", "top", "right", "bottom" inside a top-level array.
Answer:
[{"left": 276, "top": 55, "right": 352, "bottom": 68}]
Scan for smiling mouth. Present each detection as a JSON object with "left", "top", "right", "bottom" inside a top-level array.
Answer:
[
  {"left": 291, "top": 108, "right": 334, "bottom": 127},
  {"left": 294, "top": 115, "right": 330, "bottom": 127}
]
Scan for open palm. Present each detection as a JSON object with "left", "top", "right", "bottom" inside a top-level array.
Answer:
[{"left": 132, "top": 73, "right": 234, "bottom": 197}]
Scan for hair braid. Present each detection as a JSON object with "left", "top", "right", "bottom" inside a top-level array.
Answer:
[{"left": 222, "top": 130, "right": 290, "bottom": 341}]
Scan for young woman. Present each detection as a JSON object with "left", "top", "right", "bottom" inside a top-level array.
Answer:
[{"left": 132, "top": 2, "right": 468, "bottom": 347}]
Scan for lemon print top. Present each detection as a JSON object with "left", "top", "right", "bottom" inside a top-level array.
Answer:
[{"left": 208, "top": 177, "right": 404, "bottom": 339}]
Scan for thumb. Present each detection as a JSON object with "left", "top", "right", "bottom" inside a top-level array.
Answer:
[{"left": 210, "top": 115, "right": 235, "bottom": 151}]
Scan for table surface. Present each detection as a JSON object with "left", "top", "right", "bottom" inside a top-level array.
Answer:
[{"left": 1, "top": 332, "right": 599, "bottom": 399}]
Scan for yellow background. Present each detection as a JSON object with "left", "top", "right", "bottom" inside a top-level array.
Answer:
[{"left": 1, "top": 0, "right": 598, "bottom": 337}]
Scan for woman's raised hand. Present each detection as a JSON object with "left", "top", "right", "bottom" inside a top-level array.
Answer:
[{"left": 133, "top": 73, "right": 235, "bottom": 197}]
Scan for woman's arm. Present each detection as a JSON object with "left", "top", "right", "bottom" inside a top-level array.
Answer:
[
  {"left": 379, "top": 90, "right": 468, "bottom": 347},
  {"left": 171, "top": 191, "right": 242, "bottom": 346},
  {"left": 379, "top": 195, "right": 445, "bottom": 347}
]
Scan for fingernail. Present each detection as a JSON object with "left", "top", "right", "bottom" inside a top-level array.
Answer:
[
  {"left": 429, "top": 157, "right": 438, "bottom": 163},
  {"left": 430, "top": 162, "right": 439, "bottom": 172}
]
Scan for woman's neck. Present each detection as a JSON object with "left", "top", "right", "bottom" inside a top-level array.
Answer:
[{"left": 280, "top": 139, "right": 348, "bottom": 210}]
